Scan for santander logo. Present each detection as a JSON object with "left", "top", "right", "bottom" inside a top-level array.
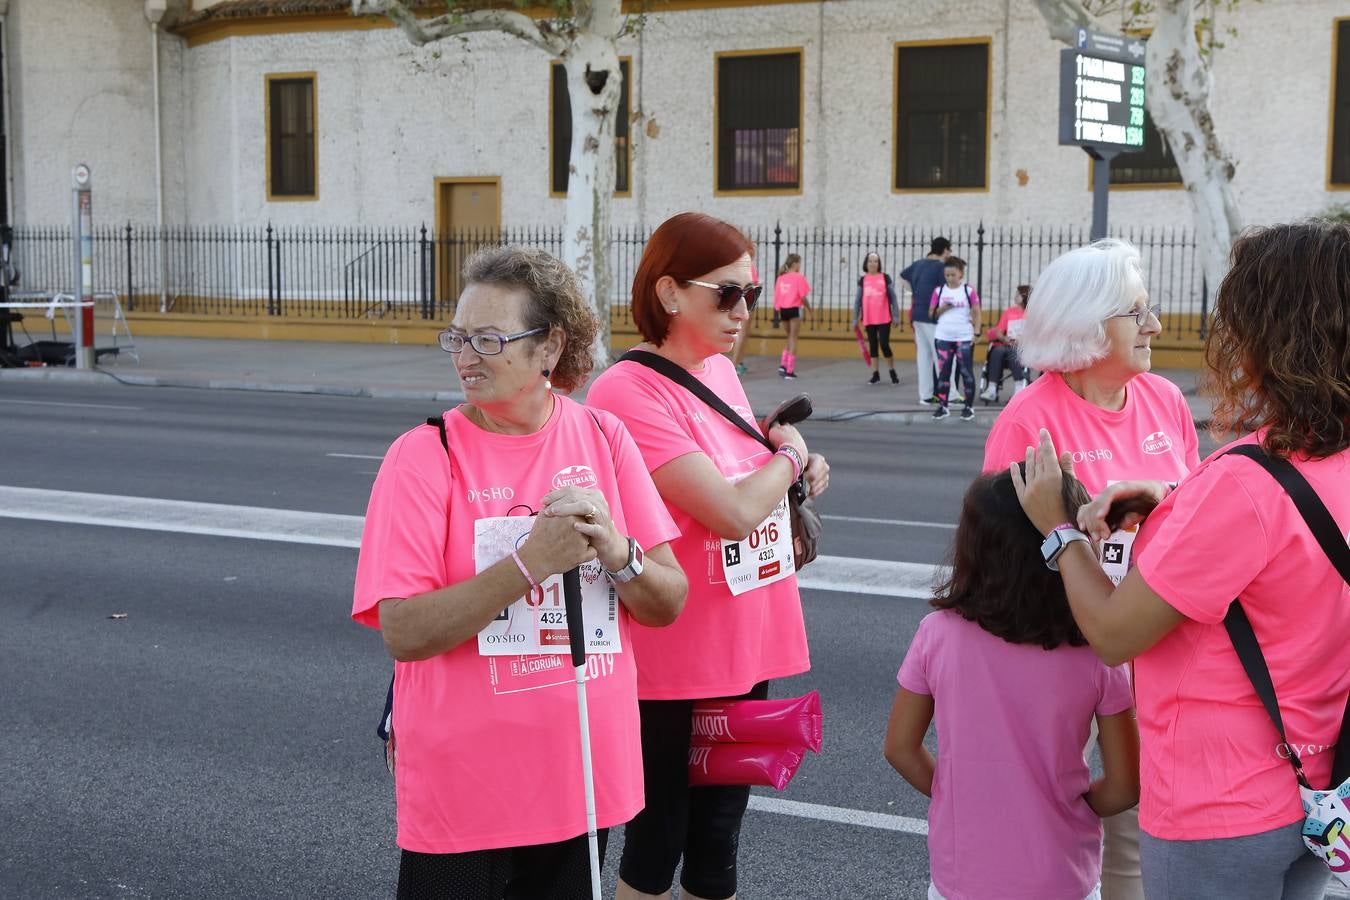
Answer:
[
  {"left": 552, "top": 465, "right": 597, "bottom": 490},
  {"left": 1141, "top": 431, "right": 1173, "bottom": 455}
]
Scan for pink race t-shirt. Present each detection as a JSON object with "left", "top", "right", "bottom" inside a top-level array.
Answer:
[
  {"left": 983, "top": 372, "right": 1199, "bottom": 493},
  {"left": 774, "top": 271, "right": 810, "bottom": 310},
  {"left": 860, "top": 273, "right": 891, "bottom": 326},
  {"left": 351, "top": 397, "right": 679, "bottom": 853},
  {"left": 983, "top": 372, "right": 1199, "bottom": 583},
  {"left": 1131, "top": 433, "right": 1350, "bottom": 840},
  {"left": 586, "top": 352, "right": 811, "bottom": 699},
  {"left": 899, "top": 610, "right": 1133, "bottom": 900}
]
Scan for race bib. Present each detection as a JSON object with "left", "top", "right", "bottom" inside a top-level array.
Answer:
[
  {"left": 1006, "top": 318, "right": 1024, "bottom": 340},
  {"left": 720, "top": 494, "right": 796, "bottom": 596},
  {"left": 1098, "top": 480, "right": 1136, "bottom": 586},
  {"left": 473, "top": 516, "right": 620, "bottom": 656}
]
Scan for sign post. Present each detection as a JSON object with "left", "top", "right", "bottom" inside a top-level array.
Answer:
[
  {"left": 1058, "top": 29, "right": 1147, "bottom": 240},
  {"left": 71, "top": 163, "right": 94, "bottom": 369}
]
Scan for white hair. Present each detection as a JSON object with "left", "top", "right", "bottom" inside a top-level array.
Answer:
[{"left": 1017, "top": 238, "right": 1146, "bottom": 373}]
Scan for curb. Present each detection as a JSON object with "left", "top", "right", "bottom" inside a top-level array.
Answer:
[{"left": 0, "top": 366, "right": 1210, "bottom": 428}]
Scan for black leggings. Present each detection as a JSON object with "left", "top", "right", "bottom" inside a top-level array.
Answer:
[
  {"left": 619, "top": 680, "right": 770, "bottom": 899},
  {"left": 396, "top": 830, "right": 609, "bottom": 900},
  {"left": 865, "top": 323, "right": 893, "bottom": 360}
]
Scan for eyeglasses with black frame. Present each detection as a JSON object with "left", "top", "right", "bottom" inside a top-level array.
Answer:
[
  {"left": 438, "top": 327, "right": 546, "bottom": 355},
  {"left": 683, "top": 279, "right": 763, "bottom": 313},
  {"left": 1108, "top": 304, "right": 1162, "bottom": 328}
]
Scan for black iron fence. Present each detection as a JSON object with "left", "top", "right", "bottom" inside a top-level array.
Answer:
[{"left": 9, "top": 222, "right": 1207, "bottom": 340}]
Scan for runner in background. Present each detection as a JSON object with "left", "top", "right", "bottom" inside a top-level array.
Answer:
[
  {"left": 772, "top": 253, "right": 811, "bottom": 380},
  {"left": 852, "top": 251, "right": 900, "bottom": 385},
  {"left": 900, "top": 236, "right": 951, "bottom": 404}
]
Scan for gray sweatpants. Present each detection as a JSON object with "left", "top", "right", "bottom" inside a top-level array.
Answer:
[{"left": 1139, "top": 820, "right": 1331, "bottom": 900}]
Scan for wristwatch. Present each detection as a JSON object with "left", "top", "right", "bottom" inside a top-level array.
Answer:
[
  {"left": 605, "top": 536, "right": 645, "bottom": 584},
  {"left": 1040, "top": 524, "right": 1090, "bottom": 572}
]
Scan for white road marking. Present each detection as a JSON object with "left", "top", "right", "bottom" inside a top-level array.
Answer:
[
  {"left": 748, "top": 796, "right": 928, "bottom": 835},
  {"left": 821, "top": 514, "right": 956, "bottom": 530},
  {"left": 0, "top": 398, "right": 142, "bottom": 411},
  {"left": 326, "top": 452, "right": 385, "bottom": 460},
  {"left": 0, "top": 486, "right": 944, "bottom": 599}
]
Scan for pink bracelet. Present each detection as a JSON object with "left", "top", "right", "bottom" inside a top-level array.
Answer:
[
  {"left": 511, "top": 550, "right": 538, "bottom": 591},
  {"left": 774, "top": 445, "right": 804, "bottom": 481}
]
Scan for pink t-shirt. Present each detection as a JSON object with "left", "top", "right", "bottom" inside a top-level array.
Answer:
[
  {"left": 1131, "top": 433, "right": 1350, "bottom": 840},
  {"left": 861, "top": 273, "right": 891, "bottom": 326},
  {"left": 899, "top": 610, "right": 1133, "bottom": 900},
  {"left": 774, "top": 271, "right": 810, "bottom": 310},
  {"left": 351, "top": 397, "right": 679, "bottom": 853},
  {"left": 586, "top": 352, "right": 811, "bottom": 699},
  {"left": 983, "top": 372, "right": 1200, "bottom": 494}
]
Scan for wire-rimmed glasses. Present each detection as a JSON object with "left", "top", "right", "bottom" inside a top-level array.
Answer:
[
  {"left": 438, "top": 327, "right": 546, "bottom": 355},
  {"left": 1108, "top": 304, "right": 1162, "bottom": 327}
]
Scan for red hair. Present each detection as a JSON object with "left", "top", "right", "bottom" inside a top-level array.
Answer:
[{"left": 631, "top": 212, "right": 755, "bottom": 344}]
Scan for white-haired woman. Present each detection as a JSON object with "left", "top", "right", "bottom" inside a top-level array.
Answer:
[{"left": 982, "top": 238, "right": 1201, "bottom": 900}]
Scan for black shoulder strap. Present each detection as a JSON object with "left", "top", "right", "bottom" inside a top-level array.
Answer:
[
  {"left": 427, "top": 415, "right": 449, "bottom": 452},
  {"left": 1218, "top": 443, "right": 1350, "bottom": 788},
  {"left": 618, "top": 349, "right": 772, "bottom": 451}
]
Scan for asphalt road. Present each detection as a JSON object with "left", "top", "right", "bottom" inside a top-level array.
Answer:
[{"left": 0, "top": 381, "right": 1215, "bottom": 899}]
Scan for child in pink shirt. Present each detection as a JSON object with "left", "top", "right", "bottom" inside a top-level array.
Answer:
[
  {"left": 772, "top": 253, "right": 811, "bottom": 379},
  {"left": 886, "top": 467, "right": 1138, "bottom": 900}
]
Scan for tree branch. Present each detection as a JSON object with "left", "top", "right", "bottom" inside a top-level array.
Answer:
[
  {"left": 352, "top": 0, "right": 567, "bottom": 56},
  {"left": 1030, "top": 0, "right": 1108, "bottom": 45}
]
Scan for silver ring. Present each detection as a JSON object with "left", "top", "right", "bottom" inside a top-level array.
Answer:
[{"left": 585, "top": 504, "right": 596, "bottom": 522}]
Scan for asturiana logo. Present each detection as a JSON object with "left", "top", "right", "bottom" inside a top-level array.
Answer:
[
  {"left": 1141, "top": 431, "right": 1173, "bottom": 455},
  {"left": 552, "top": 465, "right": 597, "bottom": 490}
]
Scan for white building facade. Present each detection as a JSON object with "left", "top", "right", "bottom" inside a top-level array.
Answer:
[{"left": 4, "top": 0, "right": 1349, "bottom": 233}]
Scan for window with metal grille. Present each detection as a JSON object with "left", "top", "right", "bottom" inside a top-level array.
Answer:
[
  {"left": 716, "top": 51, "right": 802, "bottom": 192},
  {"left": 551, "top": 59, "right": 631, "bottom": 195},
  {"left": 894, "top": 42, "right": 988, "bottom": 190},
  {"left": 1333, "top": 19, "right": 1350, "bottom": 185},
  {"left": 1109, "top": 106, "right": 1181, "bottom": 185},
  {"left": 267, "top": 75, "right": 316, "bottom": 199}
]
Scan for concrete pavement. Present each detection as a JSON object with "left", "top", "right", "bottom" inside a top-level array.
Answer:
[{"left": 0, "top": 334, "right": 1214, "bottom": 426}]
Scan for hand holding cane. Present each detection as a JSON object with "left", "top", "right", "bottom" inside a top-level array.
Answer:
[{"left": 563, "top": 566, "right": 602, "bottom": 900}]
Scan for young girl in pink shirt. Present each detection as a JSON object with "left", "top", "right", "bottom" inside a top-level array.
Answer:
[
  {"left": 886, "top": 467, "right": 1139, "bottom": 900},
  {"left": 772, "top": 253, "right": 811, "bottom": 379}
]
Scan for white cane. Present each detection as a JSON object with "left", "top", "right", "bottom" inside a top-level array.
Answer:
[{"left": 563, "top": 566, "right": 602, "bottom": 900}]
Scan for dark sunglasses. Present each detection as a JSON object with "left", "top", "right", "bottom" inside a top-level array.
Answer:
[{"left": 684, "top": 279, "right": 763, "bottom": 313}]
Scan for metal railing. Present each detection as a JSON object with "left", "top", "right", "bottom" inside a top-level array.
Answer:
[{"left": 8, "top": 222, "right": 1207, "bottom": 340}]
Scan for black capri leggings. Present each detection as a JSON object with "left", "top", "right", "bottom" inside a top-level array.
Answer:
[
  {"left": 619, "top": 680, "right": 771, "bottom": 899},
  {"left": 865, "top": 323, "right": 893, "bottom": 360}
]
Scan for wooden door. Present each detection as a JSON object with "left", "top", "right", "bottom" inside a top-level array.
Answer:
[{"left": 435, "top": 177, "right": 501, "bottom": 308}]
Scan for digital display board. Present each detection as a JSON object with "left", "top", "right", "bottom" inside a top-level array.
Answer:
[{"left": 1058, "top": 35, "right": 1147, "bottom": 150}]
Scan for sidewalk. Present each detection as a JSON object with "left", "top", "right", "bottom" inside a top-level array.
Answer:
[{"left": 0, "top": 335, "right": 1213, "bottom": 426}]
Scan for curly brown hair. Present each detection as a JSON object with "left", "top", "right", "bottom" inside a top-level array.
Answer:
[
  {"left": 462, "top": 246, "right": 599, "bottom": 392},
  {"left": 1203, "top": 221, "right": 1350, "bottom": 459},
  {"left": 931, "top": 466, "right": 1091, "bottom": 651}
]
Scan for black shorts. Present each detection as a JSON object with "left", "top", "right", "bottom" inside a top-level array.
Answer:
[
  {"left": 396, "top": 830, "right": 608, "bottom": 900},
  {"left": 618, "top": 681, "right": 770, "bottom": 899},
  {"left": 777, "top": 306, "right": 801, "bottom": 321}
]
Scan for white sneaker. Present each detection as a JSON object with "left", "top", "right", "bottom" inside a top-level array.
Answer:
[
  {"left": 1013, "top": 379, "right": 1027, "bottom": 395},
  {"left": 979, "top": 386, "right": 998, "bottom": 402}
]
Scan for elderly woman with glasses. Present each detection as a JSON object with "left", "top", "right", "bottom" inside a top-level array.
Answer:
[
  {"left": 587, "top": 212, "right": 830, "bottom": 900},
  {"left": 352, "top": 246, "right": 687, "bottom": 900},
  {"left": 981, "top": 238, "right": 1200, "bottom": 900}
]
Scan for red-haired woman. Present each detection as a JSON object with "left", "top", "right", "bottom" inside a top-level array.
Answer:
[{"left": 587, "top": 212, "right": 831, "bottom": 900}]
